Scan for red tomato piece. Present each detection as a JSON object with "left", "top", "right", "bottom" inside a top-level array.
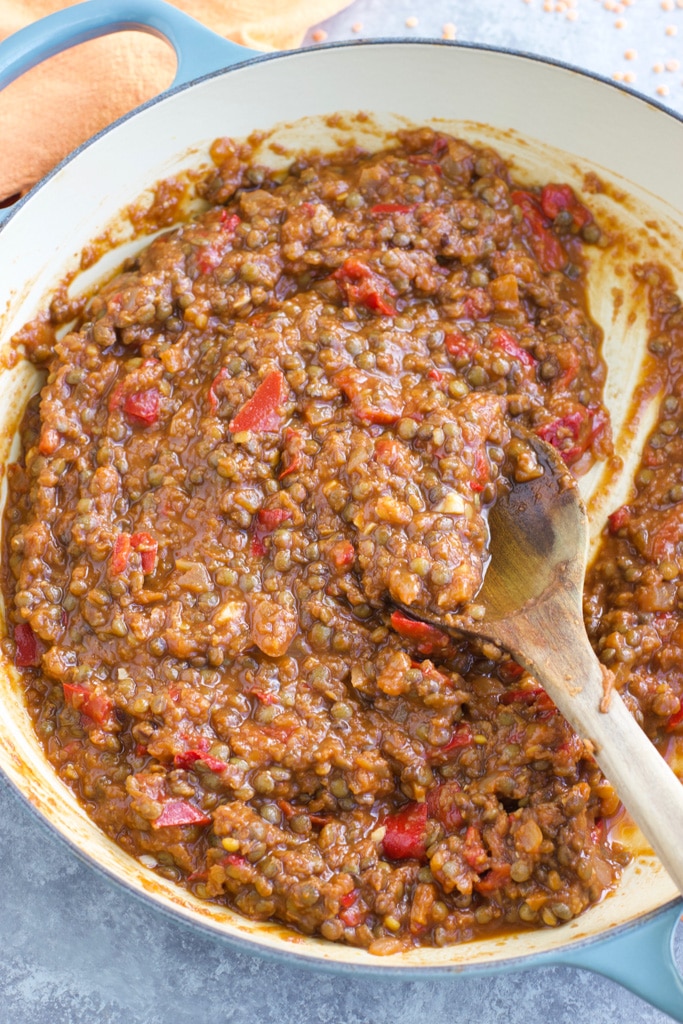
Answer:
[
  {"left": 339, "top": 902, "right": 365, "bottom": 928},
  {"left": 153, "top": 800, "right": 212, "bottom": 828},
  {"left": 174, "top": 750, "right": 227, "bottom": 773},
  {"left": 329, "top": 539, "right": 355, "bottom": 571},
  {"left": 493, "top": 329, "right": 537, "bottom": 368},
  {"left": 463, "top": 825, "right": 489, "bottom": 873},
  {"left": 334, "top": 366, "right": 403, "bottom": 425},
  {"left": 370, "top": 203, "right": 416, "bottom": 216},
  {"left": 110, "top": 533, "right": 131, "bottom": 574},
  {"left": 536, "top": 408, "right": 589, "bottom": 465},
  {"left": 462, "top": 288, "right": 493, "bottom": 321},
  {"left": 500, "top": 688, "right": 556, "bottom": 714},
  {"left": 14, "top": 623, "right": 40, "bottom": 667},
  {"left": 666, "top": 706, "right": 683, "bottom": 732},
  {"left": 540, "top": 183, "right": 592, "bottom": 230},
  {"left": 278, "top": 427, "right": 304, "bottom": 479},
  {"left": 333, "top": 258, "right": 397, "bottom": 316},
  {"left": 445, "top": 331, "right": 477, "bottom": 362},
  {"left": 207, "top": 367, "right": 230, "bottom": 411},
  {"left": 229, "top": 370, "right": 289, "bottom": 433},
  {"left": 474, "top": 863, "right": 511, "bottom": 894},
  {"left": 390, "top": 610, "right": 451, "bottom": 657},
  {"left": 219, "top": 210, "right": 241, "bottom": 232},
  {"left": 123, "top": 389, "right": 160, "bottom": 425},
  {"left": 441, "top": 724, "right": 473, "bottom": 753},
  {"left": 607, "top": 506, "right": 631, "bottom": 535},
  {"left": 511, "top": 190, "right": 567, "bottom": 273},
  {"left": 131, "top": 532, "right": 158, "bottom": 574},
  {"left": 470, "top": 448, "right": 489, "bottom": 493},
  {"left": 407, "top": 154, "right": 442, "bottom": 175},
  {"left": 257, "top": 508, "right": 292, "bottom": 531},
  {"left": 382, "top": 801, "right": 429, "bottom": 861},
  {"left": 63, "top": 682, "right": 114, "bottom": 727}
]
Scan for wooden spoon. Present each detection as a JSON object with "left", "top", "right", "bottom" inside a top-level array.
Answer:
[{"left": 400, "top": 431, "right": 683, "bottom": 893}]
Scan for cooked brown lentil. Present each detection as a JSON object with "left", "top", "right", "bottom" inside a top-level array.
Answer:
[{"left": 9, "top": 125, "right": 665, "bottom": 952}]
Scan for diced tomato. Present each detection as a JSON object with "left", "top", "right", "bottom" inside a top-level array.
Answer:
[
  {"left": 493, "top": 329, "right": 537, "bottom": 368},
  {"left": 407, "top": 154, "right": 442, "bottom": 175},
  {"left": 540, "top": 183, "right": 593, "bottom": 230},
  {"left": 251, "top": 507, "right": 292, "bottom": 557},
  {"left": 511, "top": 189, "right": 567, "bottom": 273},
  {"left": 339, "top": 900, "right": 365, "bottom": 928},
  {"left": 111, "top": 532, "right": 157, "bottom": 574},
  {"left": 334, "top": 366, "right": 403, "bottom": 425},
  {"left": 463, "top": 825, "right": 489, "bottom": 873},
  {"left": 500, "top": 687, "right": 556, "bottom": 714},
  {"left": 229, "top": 369, "right": 289, "bottom": 433},
  {"left": 220, "top": 210, "right": 241, "bottom": 232},
  {"left": 174, "top": 749, "right": 227, "bottom": 773},
  {"left": 257, "top": 508, "right": 292, "bottom": 531},
  {"left": 444, "top": 331, "right": 477, "bottom": 362},
  {"left": 251, "top": 689, "right": 279, "bottom": 705},
  {"left": 278, "top": 427, "right": 304, "bottom": 479},
  {"left": 536, "top": 407, "right": 590, "bottom": 465},
  {"left": 389, "top": 610, "right": 452, "bottom": 657},
  {"left": 666, "top": 706, "right": 683, "bottom": 732},
  {"left": 110, "top": 533, "right": 131, "bottom": 574},
  {"left": 607, "top": 506, "right": 631, "bottom": 535},
  {"left": 123, "top": 389, "right": 160, "bottom": 425},
  {"left": 153, "top": 800, "right": 212, "bottom": 828},
  {"left": 339, "top": 891, "right": 357, "bottom": 908},
  {"left": 251, "top": 536, "right": 266, "bottom": 557},
  {"left": 382, "top": 801, "right": 429, "bottom": 861},
  {"left": 130, "top": 532, "right": 158, "bottom": 574},
  {"left": 333, "top": 258, "right": 397, "bottom": 316},
  {"left": 428, "top": 368, "right": 443, "bottom": 382},
  {"left": 474, "top": 863, "right": 511, "bottom": 894},
  {"left": 207, "top": 366, "right": 230, "bottom": 412},
  {"left": 370, "top": 203, "right": 416, "bottom": 216},
  {"left": 63, "top": 682, "right": 114, "bottom": 727},
  {"left": 441, "top": 723, "right": 473, "bottom": 753},
  {"left": 470, "top": 448, "right": 489, "bottom": 493},
  {"left": 14, "top": 623, "right": 40, "bottom": 667},
  {"left": 462, "top": 288, "right": 492, "bottom": 321},
  {"left": 329, "top": 539, "right": 356, "bottom": 571},
  {"left": 224, "top": 851, "right": 248, "bottom": 868}
]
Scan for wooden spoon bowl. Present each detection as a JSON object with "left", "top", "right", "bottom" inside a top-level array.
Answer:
[{"left": 401, "top": 431, "right": 683, "bottom": 894}]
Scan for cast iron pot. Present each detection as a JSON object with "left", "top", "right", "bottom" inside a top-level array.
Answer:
[{"left": 0, "top": 2, "right": 682, "bottom": 1017}]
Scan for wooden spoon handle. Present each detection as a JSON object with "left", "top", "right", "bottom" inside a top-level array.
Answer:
[{"left": 495, "top": 600, "right": 683, "bottom": 895}]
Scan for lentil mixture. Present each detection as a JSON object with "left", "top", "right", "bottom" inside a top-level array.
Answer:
[{"left": 6, "top": 126, "right": 680, "bottom": 954}]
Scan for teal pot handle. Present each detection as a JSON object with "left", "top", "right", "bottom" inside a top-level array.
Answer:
[
  {"left": 0, "top": 0, "right": 255, "bottom": 221},
  {"left": 552, "top": 900, "right": 683, "bottom": 1021}
]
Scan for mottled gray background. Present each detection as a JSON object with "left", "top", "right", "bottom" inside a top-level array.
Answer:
[{"left": 3, "top": 1, "right": 683, "bottom": 1022}]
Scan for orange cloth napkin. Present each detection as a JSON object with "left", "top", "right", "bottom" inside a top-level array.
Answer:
[{"left": 0, "top": 0, "right": 351, "bottom": 200}]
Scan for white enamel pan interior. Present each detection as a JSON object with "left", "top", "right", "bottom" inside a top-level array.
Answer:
[{"left": 0, "top": 2, "right": 682, "bottom": 1017}]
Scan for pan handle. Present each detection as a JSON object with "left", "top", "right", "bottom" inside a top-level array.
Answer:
[
  {"left": 0, "top": 0, "right": 253, "bottom": 91},
  {"left": 553, "top": 900, "right": 683, "bottom": 1021},
  {"left": 0, "top": 0, "right": 255, "bottom": 222}
]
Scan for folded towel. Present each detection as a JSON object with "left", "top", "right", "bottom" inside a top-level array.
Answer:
[{"left": 0, "top": 0, "right": 350, "bottom": 200}]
